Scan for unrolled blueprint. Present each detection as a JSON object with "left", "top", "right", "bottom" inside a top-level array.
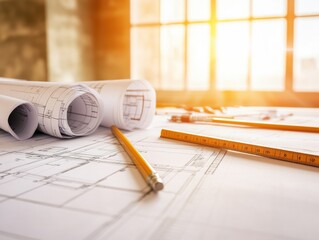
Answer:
[{"left": 0, "top": 114, "right": 319, "bottom": 240}]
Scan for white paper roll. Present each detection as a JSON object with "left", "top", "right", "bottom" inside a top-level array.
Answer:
[
  {"left": 0, "top": 78, "right": 103, "bottom": 138},
  {"left": 86, "top": 79, "right": 156, "bottom": 130},
  {"left": 0, "top": 95, "right": 38, "bottom": 140}
]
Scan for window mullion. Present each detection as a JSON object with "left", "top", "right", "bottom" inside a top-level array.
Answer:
[
  {"left": 286, "top": 0, "right": 295, "bottom": 92},
  {"left": 184, "top": 0, "right": 188, "bottom": 90},
  {"left": 247, "top": 0, "right": 253, "bottom": 90},
  {"left": 210, "top": 0, "right": 217, "bottom": 94}
]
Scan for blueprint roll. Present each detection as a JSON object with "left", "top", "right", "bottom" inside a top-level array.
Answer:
[
  {"left": 86, "top": 79, "right": 156, "bottom": 130},
  {"left": 0, "top": 78, "right": 103, "bottom": 138},
  {"left": 0, "top": 95, "right": 38, "bottom": 140}
]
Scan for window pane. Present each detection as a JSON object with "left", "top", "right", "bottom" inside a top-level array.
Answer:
[
  {"left": 187, "top": 24, "right": 210, "bottom": 90},
  {"left": 160, "top": 25, "right": 185, "bottom": 90},
  {"left": 294, "top": 18, "right": 319, "bottom": 91},
  {"left": 188, "top": 0, "right": 210, "bottom": 21},
  {"left": 296, "top": 0, "right": 319, "bottom": 15},
  {"left": 217, "top": 0, "right": 250, "bottom": 20},
  {"left": 252, "top": 0, "right": 286, "bottom": 17},
  {"left": 216, "top": 22, "right": 249, "bottom": 90},
  {"left": 251, "top": 20, "right": 286, "bottom": 91},
  {"left": 161, "top": 0, "right": 185, "bottom": 23},
  {"left": 130, "top": 0, "right": 160, "bottom": 24},
  {"left": 131, "top": 27, "right": 160, "bottom": 88}
]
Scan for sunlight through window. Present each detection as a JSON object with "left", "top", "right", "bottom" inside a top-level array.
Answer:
[
  {"left": 160, "top": 25, "right": 185, "bottom": 90},
  {"left": 187, "top": 24, "right": 210, "bottom": 90},
  {"left": 217, "top": 0, "right": 250, "bottom": 20},
  {"left": 294, "top": 18, "right": 319, "bottom": 91},
  {"left": 160, "top": 0, "right": 185, "bottom": 23},
  {"left": 251, "top": 20, "right": 286, "bottom": 91},
  {"left": 187, "top": 0, "right": 210, "bottom": 21},
  {"left": 216, "top": 22, "right": 249, "bottom": 90},
  {"left": 252, "top": 0, "right": 286, "bottom": 17},
  {"left": 131, "top": 0, "right": 319, "bottom": 105},
  {"left": 131, "top": 27, "right": 160, "bottom": 88}
]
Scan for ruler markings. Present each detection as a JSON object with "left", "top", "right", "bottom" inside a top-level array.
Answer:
[{"left": 160, "top": 129, "right": 319, "bottom": 168}]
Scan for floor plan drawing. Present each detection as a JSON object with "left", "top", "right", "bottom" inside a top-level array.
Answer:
[
  {"left": 1, "top": 115, "right": 319, "bottom": 240},
  {"left": 0, "top": 118, "right": 224, "bottom": 240}
]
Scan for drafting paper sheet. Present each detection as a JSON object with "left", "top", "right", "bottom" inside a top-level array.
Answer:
[{"left": 0, "top": 115, "right": 319, "bottom": 240}]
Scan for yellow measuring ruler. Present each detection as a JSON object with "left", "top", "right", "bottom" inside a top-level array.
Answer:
[{"left": 160, "top": 129, "right": 319, "bottom": 168}]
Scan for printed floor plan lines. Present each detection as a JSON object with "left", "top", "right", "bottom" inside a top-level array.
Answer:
[
  {"left": 0, "top": 118, "right": 224, "bottom": 240},
  {"left": 1, "top": 113, "right": 319, "bottom": 240}
]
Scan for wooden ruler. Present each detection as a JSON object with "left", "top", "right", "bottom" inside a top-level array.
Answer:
[{"left": 160, "top": 129, "right": 319, "bottom": 168}]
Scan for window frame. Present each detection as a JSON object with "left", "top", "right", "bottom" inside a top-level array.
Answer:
[{"left": 131, "top": 0, "right": 319, "bottom": 107}]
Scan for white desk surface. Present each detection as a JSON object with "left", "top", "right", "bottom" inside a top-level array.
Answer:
[{"left": 0, "top": 108, "right": 319, "bottom": 240}]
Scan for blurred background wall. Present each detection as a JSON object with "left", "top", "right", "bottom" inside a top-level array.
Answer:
[
  {"left": 0, "top": 0, "right": 130, "bottom": 82},
  {"left": 0, "top": 0, "right": 47, "bottom": 81}
]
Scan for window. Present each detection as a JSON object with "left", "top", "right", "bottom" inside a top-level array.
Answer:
[{"left": 130, "top": 0, "right": 319, "bottom": 107}]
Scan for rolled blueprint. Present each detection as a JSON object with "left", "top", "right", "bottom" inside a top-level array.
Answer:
[
  {"left": 0, "top": 95, "right": 38, "bottom": 140},
  {"left": 0, "top": 78, "right": 103, "bottom": 138},
  {"left": 86, "top": 79, "right": 156, "bottom": 130}
]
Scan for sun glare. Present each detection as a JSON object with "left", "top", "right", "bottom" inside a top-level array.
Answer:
[
  {"left": 216, "top": 21, "right": 250, "bottom": 90},
  {"left": 187, "top": 24, "right": 210, "bottom": 90},
  {"left": 131, "top": 0, "right": 319, "bottom": 93},
  {"left": 188, "top": 0, "right": 210, "bottom": 21}
]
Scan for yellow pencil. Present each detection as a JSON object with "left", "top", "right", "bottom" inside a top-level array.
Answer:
[
  {"left": 111, "top": 125, "right": 164, "bottom": 192},
  {"left": 171, "top": 115, "right": 319, "bottom": 133},
  {"left": 211, "top": 117, "right": 319, "bottom": 133}
]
